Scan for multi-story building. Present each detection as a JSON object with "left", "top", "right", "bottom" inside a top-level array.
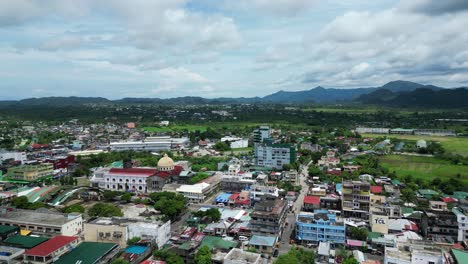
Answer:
[
  {"left": 296, "top": 210, "right": 346, "bottom": 245},
  {"left": 253, "top": 126, "right": 270, "bottom": 143},
  {"left": 254, "top": 142, "right": 296, "bottom": 169},
  {"left": 342, "top": 181, "right": 371, "bottom": 220},
  {"left": 221, "top": 175, "right": 255, "bottom": 192},
  {"left": 0, "top": 208, "right": 82, "bottom": 237},
  {"left": 250, "top": 198, "right": 287, "bottom": 236},
  {"left": 224, "top": 248, "right": 262, "bottom": 264},
  {"left": 384, "top": 240, "right": 445, "bottom": 264},
  {"left": 355, "top": 127, "right": 390, "bottom": 134},
  {"left": 0, "top": 151, "right": 27, "bottom": 164},
  {"left": 452, "top": 206, "right": 468, "bottom": 242},
  {"left": 250, "top": 184, "right": 280, "bottom": 202},
  {"left": 220, "top": 136, "right": 249, "bottom": 149},
  {"left": 83, "top": 217, "right": 171, "bottom": 248},
  {"left": 421, "top": 210, "right": 459, "bottom": 243},
  {"left": 7, "top": 164, "right": 54, "bottom": 181},
  {"left": 109, "top": 136, "right": 189, "bottom": 151}
]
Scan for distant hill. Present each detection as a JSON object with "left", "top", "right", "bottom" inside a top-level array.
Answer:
[
  {"left": 357, "top": 87, "right": 468, "bottom": 108},
  {"left": 0, "top": 80, "right": 465, "bottom": 107}
]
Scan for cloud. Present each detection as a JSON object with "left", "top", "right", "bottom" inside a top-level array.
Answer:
[
  {"left": 158, "top": 67, "right": 211, "bottom": 83},
  {"left": 224, "top": 0, "right": 318, "bottom": 16},
  {"left": 39, "top": 35, "right": 83, "bottom": 51},
  {"left": 401, "top": 0, "right": 468, "bottom": 16}
]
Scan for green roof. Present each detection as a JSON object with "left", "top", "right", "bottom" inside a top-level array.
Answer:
[
  {"left": 391, "top": 179, "right": 401, "bottom": 186},
  {"left": 4, "top": 235, "right": 49, "bottom": 249},
  {"left": 200, "top": 236, "right": 237, "bottom": 250},
  {"left": 453, "top": 192, "right": 468, "bottom": 200},
  {"left": 367, "top": 232, "right": 382, "bottom": 240},
  {"left": 418, "top": 189, "right": 438, "bottom": 195},
  {"left": 0, "top": 225, "right": 18, "bottom": 236},
  {"left": 451, "top": 249, "right": 468, "bottom": 264},
  {"left": 54, "top": 242, "right": 118, "bottom": 264},
  {"left": 401, "top": 207, "right": 414, "bottom": 215}
]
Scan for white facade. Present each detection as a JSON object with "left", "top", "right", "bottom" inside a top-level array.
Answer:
[
  {"left": 453, "top": 207, "right": 468, "bottom": 242},
  {"left": 221, "top": 137, "right": 249, "bottom": 149},
  {"left": 110, "top": 137, "right": 189, "bottom": 151},
  {"left": 384, "top": 240, "right": 445, "bottom": 264},
  {"left": 90, "top": 168, "right": 153, "bottom": 193},
  {"left": 356, "top": 127, "right": 390, "bottom": 134},
  {"left": 0, "top": 152, "right": 27, "bottom": 164},
  {"left": 127, "top": 220, "right": 171, "bottom": 248},
  {"left": 254, "top": 143, "right": 294, "bottom": 169},
  {"left": 176, "top": 183, "right": 211, "bottom": 203},
  {"left": 253, "top": 126, "right": 270, "bottom": 143},
  {"left": 224, "top": 248, "right": 262, "bottom": 264}
]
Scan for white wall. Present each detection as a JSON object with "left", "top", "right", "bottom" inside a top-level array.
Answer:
[
  {"left": 61, "top": 215, "right": 83, "bottom": 236},
  {"left": 128, "top": 221, "right": 171, "bottom": 248}
]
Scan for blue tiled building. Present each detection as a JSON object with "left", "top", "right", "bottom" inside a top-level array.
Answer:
[{"left": 296, "top": 210, "right": 346, "bottom": 245}]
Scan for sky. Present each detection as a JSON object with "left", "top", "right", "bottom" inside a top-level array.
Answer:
[{"left": 1, "top": 0, "right": 468, "bottom": 99}]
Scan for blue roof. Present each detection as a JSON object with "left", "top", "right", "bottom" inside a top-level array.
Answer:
[
  {"left": 249, "top": 235, "right": 277, "bottom": 247},
  {"left": 336, "top": 183, "right": 342, "bottom": 193},
  {"left": 215, "top": 192, "right": 232, "bottom": 203}
]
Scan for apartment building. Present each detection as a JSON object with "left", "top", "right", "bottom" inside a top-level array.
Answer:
[
  {"left": 250, "top": 198, "right": 287, "bottom": 236},
  {"left": 296, "top": 210, "right": 346, "bottom": 245},
  {"left": 254, "top": 142, "right": 296, "bottom": 169},
  {"left": 342, "top": 181, "right": 371, "bottom": 220},
  {"left": 7, "top": 164, "right": 54, "bottom": 181}
]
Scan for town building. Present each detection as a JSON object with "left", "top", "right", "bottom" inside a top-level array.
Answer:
[
  {"left": 224, "top": 248, "right": 262, "bottom": 264},
  {"left": 248, "top": 235, "right": 277, "bottom": 254},
  {"left": 300, "top": 142, "right": 322, "bottom": 152},
  {"left": 221, "top": 175, "right": 255, "bottom": 192},
  {"left": 303, "top": 196, "right": 321, "bottom": 211},
  {"left": 0, "top": 151, "right": 27, "bottom": 164},
  {"left": 220, "top": 136, "right": 249, "bottom": 149},
  {"left": 421, "top": 210, "right": 459, "bottom": 243},
  {"left": 7, "top": 164, "right": 54, "bottom": 181},
  {"left": 384, "top": 240, "right": 445, "bottom": 264},
  {"left": 176, "top": 183, "right": 212, "bottom": 204},
  {"left": 250, "top": 198, "right": 287, "bottom": 236},
  {"left": 253, "top": 126, "right": 270, "bottom": 143},
  {"left": 23, "top": 235, "right": 80, "bottom": 264},
  {"left": 342, "top": 181, "right": 371, "bottom": 220},
  {"left": 83, "top": 217, "right": 171, "bottom": 248},
  {"left": 295, "top": 210, "right": 346, "bottom": 245},
  {"left": 355, "top": 127, "right": 390, "bottom": 134},
  {"left": 254, "top": 142, "right": 296, "bottom": 169},
  {"left": 0, "top": 246, "right": 24, "bottom": 263},
  {"left": 43, "top": 155, "right": 75, "bottom": 170},
  {"left": 54, "top": 241, "right": 119, "bottom": 264},
  {"left": 109, "top": 136, "right": 189, "bottom": 151},
  {"left": 452, "top": 206, "right": 468, "bottom": 242},
  {"left": 414, "top": 129, "right": 456, "bottom": 136},
  {"left": 0, "top": 208, "right": 82, "bottom": 237}
]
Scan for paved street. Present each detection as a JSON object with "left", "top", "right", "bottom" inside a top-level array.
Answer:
[{"left": 278, "top": 161, "right": 313, "bottom": 253}]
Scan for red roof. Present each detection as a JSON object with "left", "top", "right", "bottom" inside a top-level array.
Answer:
[
  {"left": 109, "top": 168, "right": 157, "bottom": 177},
  {"left": 441, "top": 197, "right": 457, "bottom": 203},
  {"left": 229, "top": 193, "right": 240, "bottom": 200},
  {"left": 25, "top": 236, "right": 78, "bottom": 257},
  {"left": 304, "top": 196, "right": 320, "bottom": 205},
  {"left": 370, "top": 186, "right": 383, "bottom": 194},
  {"left": 30, "top": 143, "right": 50, "bottom": 149},
  {"left": 141, "top": 260, "right": 166, "bottom": 264},
  {"left": 404, "top": 223, "right": 419, "bottom": 231},
  {"left": 154, "top": 165, "right": 183, "bottom": 179}
]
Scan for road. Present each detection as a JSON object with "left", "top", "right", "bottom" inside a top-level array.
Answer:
[{"left": 278, "top": 160, "right": 313, "bottom": 254}]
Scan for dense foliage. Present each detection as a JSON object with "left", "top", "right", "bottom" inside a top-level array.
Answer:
[
  {"left": 149, "top": 192, "right": 187, "bottom": 220},
  {"left": 88, "top": 203, "right": 123, "bottom": 217},
  {"left": 192, "top": 208, "right": 221, "bottom": 222},
  {"left": 274, "top": 248, "right": 315, "bottom": 264},
  {"left": 194, "top": 245, "right": 212, "bottom": 264}
]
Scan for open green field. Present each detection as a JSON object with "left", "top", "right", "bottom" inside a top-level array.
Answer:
[
  {"left": 379, "top": 155, "right": 468, "bottom": 184},
  {"left": 141, "top": 122, "right": 317, "bottom": 133},
  {"left": 362, "top": 133, "right": 468, "bottom": 156},
  {"left": 142, "top": 125, "right": 209, "bottom": 132}
]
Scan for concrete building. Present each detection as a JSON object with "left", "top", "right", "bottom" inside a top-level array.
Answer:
[
  {"left": 342, "top": 181, "right": 371, "bottom": 220},
  {"left": 221, "top": 137, "right": 249, "bottom": 149},
  {"left": 253, "top": 126, "right": 270, "bottom": 143},
  {"left": 248, "top": 235, "right": 277, "bottom": 254},
  {"left": 109, "top": 136, "right": 189, "bottom": 151},
  {"left": 83, "top": 217, "right": 171, "bottom": 248},
  {"left": 452, "top": 206, "right": 468, "bottom": 242},
  {"left": 414, "top": 129, "right": 456, "bottom": 136},
  {"left": 300, "top": 142, "right": 322, "bottom": 152},
  {"left": 0, "top": 152, "right": 27, "bottom": 164},
  {"left": 7, "top": 164, "right": 54, "bottom": 181},
  {"left": 254, "top": 142, "right": 296, "bottom": 169},
  {"left": 224, "top": 248, "right": 262, "bottom": 264},
  {"left": 0, "top": 208, "right": 82, "bottom": 237},
  {"left": 176, "top": 183, "right": 212, "bottom": 204},
  {"left": 421, "top": 210, "right": 459, "bottom": 243},
  {"left": 250, "top": 198, "right": 287, "bottom": 236},
  {"left": 0, "top": 246, "right": 24, "bottom": 263},
  {"left": 221, "top": 175, "right": 256, "bottom": 192},
  {"left": 295, "top": 210, "right": 346, "bottom": 245},
  {"left": 384, "top": 240, "right": 445, "bottom": 264},
  {"left": 23, "top": 235, "right": 80, "bottom": 264},
  {"left": 355, "top": 127, "right": 390, "bottom": 134}
]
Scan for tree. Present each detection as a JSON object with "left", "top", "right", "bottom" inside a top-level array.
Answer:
[
  {"left": 150, "top": 192, "right": 187, "bottom": 220},
  {"left": 166, "top": 254, "right": 184, "bottom": 264},
  {"left": 213, "top": 141, "right": 230, "bottom": 151},
  {"left": 12, "top": 196, "right": 29, "bottom": 208},
  {"left": 192, "top": 208, "right": 221, "bottom": 222},
  {"left": 343, "top": 257, "right": 359, "bottom": 264},
  {"left": 111, "top": 258, "right": 130, "bottom": 264},
  {"left": 121, "top": 193, "right": 132, "bottom": 203},
  {"left": 63, "top": 204, "right": 85, "bottom": 213},
  {"left": 88, "top": 203, "right": 123, "bottom": 217},
  {"left": 350, "top": 227, "right": 368, "bottom": 241},
  {"left": 195, "top": 245, "right": 212, "bottom": 264},
  {"left": 274, "top": 248, "right": 315, "bottom": 264},
  {"left": 103, "top": 190, "right": 121, "bottom": 201},
  {"left": 127, "top": 237, "right": 141, "bottom": 246}
]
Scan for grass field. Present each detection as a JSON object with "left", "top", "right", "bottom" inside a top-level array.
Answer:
[
  {"left": 379, "top": 155, "right": 468, "bottom": 184},
  {"left": 142, "top": 125, "right": 209, "bottom": 132},
  {"left": 362, "top": 133, "right": 468, "bottom": 156},
  {"left": 141, "top": 122, "right": 317, "bottom": 133}
]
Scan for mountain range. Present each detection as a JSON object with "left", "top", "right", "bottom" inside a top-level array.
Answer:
[{"left": 0, "top": 80, "right": 467, "bottom": 108}]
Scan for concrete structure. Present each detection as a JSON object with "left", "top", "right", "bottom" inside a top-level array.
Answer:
[
  {"left": 110, "top": 136, "right": 189, "bottom": 151},
  {"left": 421, "top": 210, "right": 458, "bottom": 243},
  {"left": 23, "top": 235, "right": 80, "bottom": 264},
  {"left": 0, "top": 208, "right": 82, "bottom": 236},
  {"left": 296, "top": 210, "right": 346, "bottom": 245},
  {"left": 384, "top": 240, "right": 445, "bottom": 264},
  {"left": 0, "top": 152, "right": 27, "bottom": 164},
  {"left": 254, "top": 142, "right": 296, "bottom": 169},
  {"left": 250, "top": 198, "right": 287, "bottom": 236},
  {"left": 452, "top": 206, "right": 468, "bottom": 242},
  {"left": 355, "top": 127, "right": 390, "bottom": 134},
  {"left": 414, "top": 129, "right": 456, "bottom": 136},
  {"left": 91, "top": 167, "right": 156, "bottom": 193},
  {"left": 253, "top": 126, "right": 270, "bottom": 143},
  {"left": 176, "top": 183, "right": 212, "bottom": 203},
  {"left": 342, "top": 181, "right": 371, "bottom": 220},
  {"left": 429, "top": 201, "right": 448, "bottom": 211},
  {"left": 416, "top": 140, "right": 428, "bottom": 149},
  {"left": 300, "top": 142, "right": 322, "bottom": 152},
  {"left": 221, "top": 175, "right": 255, "bottom": 192},
  {"left": 0, "top": 246, "right": 25, "bottom": 263},
  {"left": 248, "top": 235, "right": 276, "bottom": 254},
  {"left": 7, "top": 164, "right": 54, "bottom": 181},
  {"left": 224, "top": 248, "right": 262, "bottom": 264},
  {"left": 221, "top": 137, "right": 249, "bottom": 149},
  {"left": 54, "top": 241, "right": 119, "bottom": 264},
  {"left": 83, "top": 217, "right": 171, "bottom": 248}
]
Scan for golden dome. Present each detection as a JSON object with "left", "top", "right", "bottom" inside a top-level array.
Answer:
[{"left": 157, "top": 154, "right": 175, "bottom": 170}]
